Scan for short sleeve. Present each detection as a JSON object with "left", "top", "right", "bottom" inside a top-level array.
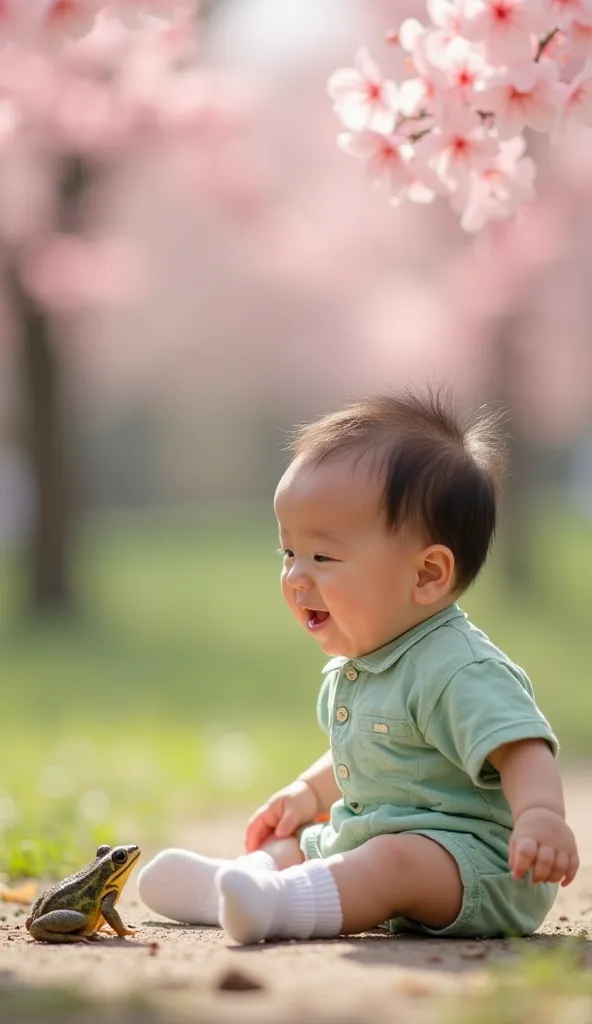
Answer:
[
  {"left": 316, "top": 674, "right": 332, "bottom": 735},
  {"left": 423, "top": 659, "right": 558, "bottom": 787}
]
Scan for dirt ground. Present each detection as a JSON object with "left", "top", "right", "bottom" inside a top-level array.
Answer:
[{"left": 3, "top": 770, "right": 592, "bottom": 1024}]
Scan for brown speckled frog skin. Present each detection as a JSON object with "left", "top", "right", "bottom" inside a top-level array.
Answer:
[{"left": 25, "top": 844, "right": 141, "bottom": 943}]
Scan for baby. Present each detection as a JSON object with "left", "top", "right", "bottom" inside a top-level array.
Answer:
[{"left": 138, "top": 388, "right": 579, "bottom": 944}]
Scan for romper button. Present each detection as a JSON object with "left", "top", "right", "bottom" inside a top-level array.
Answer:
[
  {"left": 337, "top": 764, "right": 350, "bottom": 780},
  {"left": 350, "top": 801, "right": 364, "bottom": 813},
  {"left": 336, "top": 707, "right": 349, "bottom": 723},
  {"left": 344, "top": 666, "right": 358, "bottom": 681}
]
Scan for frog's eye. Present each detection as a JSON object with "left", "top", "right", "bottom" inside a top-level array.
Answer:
[
  {"left": 96, "top": 844, "right": 111, "bottom": 858},
  {"left": 112, "top": 849, "right": 128, "bottom": 865}
]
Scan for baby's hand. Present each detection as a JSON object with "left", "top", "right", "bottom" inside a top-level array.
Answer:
[
  {"left": 244, "top": 779, "right": 319, "bottom": 853},
  {"left": 510, "top": 807, "right": 579, "bottom": 886}
]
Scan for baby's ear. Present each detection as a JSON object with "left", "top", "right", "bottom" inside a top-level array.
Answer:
[{"left": 414, "top": 545, "right": 455, "bottom": 605}]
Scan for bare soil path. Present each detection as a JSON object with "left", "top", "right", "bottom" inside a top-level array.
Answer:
[{"left": 2, "top": 770, "right": 592, "bottom": 1023}]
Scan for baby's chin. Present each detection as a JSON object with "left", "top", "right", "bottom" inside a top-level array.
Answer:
[{"left": 315, "top": 634, "right": 358, "bottom": 659}]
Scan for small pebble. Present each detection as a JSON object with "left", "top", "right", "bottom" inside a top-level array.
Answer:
[
  {"left": 460, "top": 946, "right": 488, "bottom": 960},
  {"left": 149, "top": 942, "right": 160, "bottom": 957},
  {"left": 216, "top": 968, "right": 265, "bottom": 992},
  {"left": 559, "top": 915, "right": 569, "bottom": 922},
  {"left": 426, "top": 954, "right": 443, "bottom": 963}
]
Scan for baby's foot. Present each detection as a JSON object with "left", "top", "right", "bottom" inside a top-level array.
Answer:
[
  {"left": 217, "top": 860, "right": 342, "bottom": 945},
  {"left": 137, "top": 848, "right": 276, "bottom": 926}
]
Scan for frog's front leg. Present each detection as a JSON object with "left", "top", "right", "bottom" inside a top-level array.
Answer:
[
  {"left": 100, "top": 890, "right": 136, "bottom": 937},
  {"left": 28, "top": 909, "right": 90, "bottom": 944}
]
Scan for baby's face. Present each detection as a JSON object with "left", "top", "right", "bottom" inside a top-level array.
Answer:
[{"left": 274, "top": 454, "right": 423, "bottom": 660}]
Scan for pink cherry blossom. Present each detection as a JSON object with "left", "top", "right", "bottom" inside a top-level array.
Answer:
[
  {"left": 398, "top": 77, "right": 434, "bottom": 119},
  {"left": 462, "top": 0, "right": 547, "bottom": 63},
  {"left": 0, "top": 0, "right": 45, "bottom": 46},
  {"left": 0, "top": 1, "right": 186, "bottom": 47},
  {"left": 452, "top": 135, "right": 536, "bottom": 230},
  {"left": 568, "top": 19, "right": 592, "bottom": 54},
  {"left": 338, "top": 130, "right": 415, "bottom": 204},
  {"left": 328, "top": 0, "right": 592, "bottom": 227},
  {"left": 39, "top": 0, "right": 102, "bottom": 44},
  {"left": 115, "top": 0, "right": 193, "bottom": 29},
  {"left": 428, "top": 34, "right": 491, "bottom": 104},
  {"left": 415, "top": 102, "right": 498, "bottom": 189},
  {"left": 478, "top": 59, "right": 560, "bottom": 138},
  {"left": 545, "top": 0, "right": 592, "bottom": 30},
  {"left": 397, "top": 24, "right": 440, "bottom": 114},
  {"left": 556, "top": 58, "right": 592, "bottom": 128},
  {"left": 427, "top": 0, "right": 467, "bottom": 38},
  {"left": 327, "top": 47, "right": 399, "bottom": 134}
]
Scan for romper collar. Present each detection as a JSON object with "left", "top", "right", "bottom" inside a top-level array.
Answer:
[{"left": 321, "top": 604, "right": 465, "bottom": 675}]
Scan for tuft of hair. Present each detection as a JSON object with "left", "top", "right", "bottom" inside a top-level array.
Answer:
[{"left": 287, "top": 387, "right": 507, "bottom": 592}]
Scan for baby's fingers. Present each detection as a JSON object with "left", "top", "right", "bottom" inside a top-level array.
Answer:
[
  {"left": 561, "top": 852, "right": 580, "bottom": 888},
  {"left": 547, "top": 851, "right": 570, "bottom": 884},
  {"left": 245, "top": 806, "right": 277, "bottom": 853},
  {"left": 274, "top": 807, "right": 301, "bottom": 839},
  {"left": 531, "top": 845, "right": 556, "bottom": 883},
  {"left": 511, "top": 836, "right": 538, "bottom": 880}
]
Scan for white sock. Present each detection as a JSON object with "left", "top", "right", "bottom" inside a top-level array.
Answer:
[
  {"left": 137, "top": 848, "right": 276, "bottom": 925},
  {"left": 217, "top": 860, "right": 343, "bottom": 945}
]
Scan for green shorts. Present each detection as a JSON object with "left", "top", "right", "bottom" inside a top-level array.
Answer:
[{"left": 300, "top": 823, "right": 557, "bottom": 938}]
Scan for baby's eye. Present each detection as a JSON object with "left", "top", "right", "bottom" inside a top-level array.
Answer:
[
  {"left": 314, "top": 555, "right": 333, "bottom": 563},
  {"left": 278, "top": 548, "right": 294, "bottom": 559}
]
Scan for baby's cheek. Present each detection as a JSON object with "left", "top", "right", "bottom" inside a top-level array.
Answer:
[{"left": 280, "top": 575, "right": 297, "bottom": 611}]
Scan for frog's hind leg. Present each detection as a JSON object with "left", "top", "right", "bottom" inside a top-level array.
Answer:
[
  {"left": 28, "top": 909, "right": 91, "bottom": 944},
  {"left": 32, "top": 930, "right": 92, "bottom": 944}
]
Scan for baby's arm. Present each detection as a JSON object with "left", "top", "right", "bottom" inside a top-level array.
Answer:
[
  {"left": 488, "top": 739, "right": 579, "bottom": 886},
  {"left": 298, "top": 750, "right": 342, "bottom": 812},
  {"left": 245, "top": 751, "right": 340, "bottom": 853}
]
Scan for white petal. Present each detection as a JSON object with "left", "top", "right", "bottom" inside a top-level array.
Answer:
[
  {"left": 337, "top": 130, "right": 382, "bottom": 158},
  {"left": 333, "top": 98, "right": 374, "bottom": 132},
  {"left": 354, "top": 45, "right": 382, "bottom": 82},
  {"left": 398, "top": 76, "right": 429, "bottom": 116},
  {"left": 327, "top": 68, "right": 364, "bottom": 100},
  {"left": 399, "top": 18, "right": 426, "bottom": 51},
  {"left": 407, "top": 181, "right": 437, "bottom": 202}
]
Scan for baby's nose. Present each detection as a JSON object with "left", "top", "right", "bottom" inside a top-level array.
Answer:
[{"left": 286, "top": 563, "right": 313, "bottom": 589}]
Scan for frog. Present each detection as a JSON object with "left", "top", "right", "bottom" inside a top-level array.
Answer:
[{"left": 25, "top": 844, "right": 141, "bottom": 944}]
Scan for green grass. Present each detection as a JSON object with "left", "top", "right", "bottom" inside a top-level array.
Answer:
[
  {"left": 454, "top": 941, "right": 592, "bottom": 1023},
  {"left": 0, "top": 500, "right": 590, "bottom": 878}
]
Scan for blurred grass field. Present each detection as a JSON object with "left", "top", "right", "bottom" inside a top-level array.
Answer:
[{"left": 0, "top": 499, "right": 588, "bottom": 878}]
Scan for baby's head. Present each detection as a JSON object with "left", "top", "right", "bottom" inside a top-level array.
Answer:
[{"left": 274, "top": 388, "right": 505, "bottom": 660}]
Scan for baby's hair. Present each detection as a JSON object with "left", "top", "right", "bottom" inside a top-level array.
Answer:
[{"left": 287, "top": 387, "right": 506, "bottom": 592}]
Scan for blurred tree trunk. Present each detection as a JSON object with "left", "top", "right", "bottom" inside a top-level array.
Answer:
[
  {"left": 489, "top": 310, "right": 533, "bottom": 590},
  {"left": 10, "top": 157, "right": 87, "bottom": 614},
  {"left": 11, "top": 269, "right": 72, "bottom": 611}
]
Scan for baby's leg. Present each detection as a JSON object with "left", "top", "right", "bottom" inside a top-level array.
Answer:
[
  {"left": 137, "top": 836, "right": 303, "bottom": 925},
  {"left": 328, "top": 833, "right": 462, "bottom": 933},
  {"left": 218, "top": 834, "right": 463, "bottom": 944}
]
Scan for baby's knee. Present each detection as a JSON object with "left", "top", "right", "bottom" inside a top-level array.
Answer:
[
  {"left": 362, "top": 834, "right": 422, "bottom": 880},
  {"left": 260, "top": 836, "right": 304, "bottom": 870}
]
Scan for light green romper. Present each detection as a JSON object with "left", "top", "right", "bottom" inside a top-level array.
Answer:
[{"left": 300, "top": 604, "right": 558, "bottom": 937}]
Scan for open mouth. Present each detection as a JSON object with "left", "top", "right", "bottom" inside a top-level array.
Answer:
[{"left": 307, "top": 610, "right": 330, "bottom": 628}]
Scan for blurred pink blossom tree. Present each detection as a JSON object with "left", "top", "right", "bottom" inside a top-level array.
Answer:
[{"left": 0, "top": 1, "right": 262, "bottom": 611}]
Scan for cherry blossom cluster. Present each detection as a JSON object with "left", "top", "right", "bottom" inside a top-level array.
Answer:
[
  {"left": 327, "top": 0, "right": 592, "bottom": 231},
  {"left": 0, "top": 1, "right": 190, "bottom": 49}
]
